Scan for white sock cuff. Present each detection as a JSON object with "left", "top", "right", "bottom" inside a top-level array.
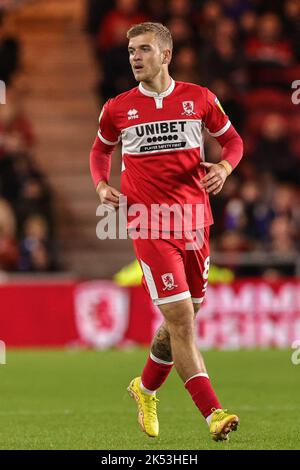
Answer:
[
  {"left": 184, "top": 372, "right": 209, "bottom": 386},
  {"left": 206, "top": 412, "right": 213, "bottom": 426},
  {"left": 140, "top": 380, "right": 156, "bottom": 395},
  {"left": 150, "top": 352, "right": 174, "bottom": 366}
]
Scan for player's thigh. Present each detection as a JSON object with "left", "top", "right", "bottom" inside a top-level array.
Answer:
[
  {"left": 132, "top": 235, "right": 190, "bottom": 305},
  {"left": 185, "top": 226, "right": 210, "bottom": 305},
  {"left": 159, "top": 297, "right": 194, "bottom": 328}
]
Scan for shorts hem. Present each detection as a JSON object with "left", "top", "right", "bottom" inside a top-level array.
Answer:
[
  {"left": 191, "top": 297, "right": 204, "bottom": 304},
  {"left": 153, "top": 290, "right": 191, "bottom": 305}
]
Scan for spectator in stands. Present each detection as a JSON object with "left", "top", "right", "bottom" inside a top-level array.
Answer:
[
  {"left": 0, "top": 90, "right": 36, "bottom": 207},
  {"left": 171, "top": 44, "right": 200, "bottom": 84},
  {"left": 268, "top": 215, "right": 297, "bottom": 254},
  {"left": 168, "top": 0, "right": 191, "bottom": 18},
  {"left": 246, "top": 12, "right": 294, "bottom": 66},
  {"left": 97, "top": 0, "right": 148, "bottom": 52},
  {"left": 252, "top": 113, "right": 299, "bottom": 184},
  {"left": 97, "top": 0, "right": 148, "bottom": 100},
  {"left": 19, "top": 214, "right": 58, "bottom": 272},
  {"left": 85, "top": 0, "right": 112, "bottom": 39},
  {"left": 16, "top": 175, "right": 54, "bottom": 237},
  {"left": 209, "top": 79, "right": 245, "bottom": 132},
  {"left": 0, "top": 196, "right": 18, "bottom": 270},
  {"left": 283, "top": 0, "right": 300, "bottom": 61},
  {"left": 194, "top": 0, "right": 223, "bottom": 44},
  {"left": 239, "top": 9, "right": 257, "bottom": 42},
  {"left": 0, "top": 87, "right": 34, "bottom": 157},
  {"left": 145, "top": 0, "right": 166, "bottom": 24},
  {"left": 166, "top": 16, "right": 195, "bottom": 50},
  {"left": 0, "top": 10, "right": 20, "bottom": 85},
  {"left": 199, "top": 17, "right": 246, "bottom": 89},
  {"left": 221, "top": 0, "right": 252, "bottom": 21},
  {"left": 245, "top": 13, "right": 294, "bottom": 87},
  {"left": 271, "top": 184, "right": 300, "bottom": 225}
]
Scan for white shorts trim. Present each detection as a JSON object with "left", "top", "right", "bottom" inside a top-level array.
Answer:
[
  {"left": 208, "top": 120, "right": 231, "bottom": 137},
  {"left": 154, "top": 291, "right": 191, "bottom": 305},
  {"left": 191, "top": 297, "right": 204, "bottom": 304},
  {"left": 140, "top": 259, "right": 158, "bottom": 300}
]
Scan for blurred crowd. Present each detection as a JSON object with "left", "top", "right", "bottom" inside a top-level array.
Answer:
[
  {"left": 1, "top": 1, "right": 299, "bottom": 277},
  {"left": 0, "top": 9, "right": 58, "bottom": 273},
  {"left": 86, "top": 0, "right": 300, "bottom": 277}
]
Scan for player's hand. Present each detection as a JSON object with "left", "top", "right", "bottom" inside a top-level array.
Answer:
[
  {"left": 200, "top": 162, "right": 229, "bottom": 195},
  {"left": 96, "top": 180, "right": 121, "bottom": 209}
]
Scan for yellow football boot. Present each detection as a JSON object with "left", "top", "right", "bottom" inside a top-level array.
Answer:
[
  {"left": 209, "top": 408, "right": 239, "bottom": 441},
  {"left": 127, "top": 377, "right": 159, "bottom": 438}
]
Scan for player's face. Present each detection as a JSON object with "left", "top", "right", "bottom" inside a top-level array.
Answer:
[{"left": 128, "top": 33, "right": 168, "bottom": 82}]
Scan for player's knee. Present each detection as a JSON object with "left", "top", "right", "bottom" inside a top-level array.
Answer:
[
  {"left": 165, "top": 309, "right": 194, "bottom": 339},
  {"left": 159, "top": 298, "right": 194, "bottom": 336},
  {"left": 169, "top": 320, "right": 194, "bottom": 341}
]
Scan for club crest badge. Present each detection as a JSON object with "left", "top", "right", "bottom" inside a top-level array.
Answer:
[
  {"left": 181, "top": 101, "right": 196, "bottom": 116},
  {"left": 162, "top": 273, "right": 178, "bottom": 291}
]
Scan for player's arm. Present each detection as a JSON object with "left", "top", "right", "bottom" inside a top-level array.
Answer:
[
  {"left": 90, "top": 100, "right": 121, "bottom": 208},
  {"left": 90, "top": 137, "right": 121, "bottom": 208},
  {"left": 200, "top": 89, "right": 243, "bottom": 195},
  {"left": 200, "top": 125, "right": 243, "bottom": 195}
]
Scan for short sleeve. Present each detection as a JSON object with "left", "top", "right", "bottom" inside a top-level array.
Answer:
[
  {"left": 98, "top": 99, "right": 120, "bottom": 145},
  {"left": 203, "top": 89, "right": 231, "bottom": 137}
]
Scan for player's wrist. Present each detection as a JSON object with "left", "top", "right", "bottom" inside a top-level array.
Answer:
[
  {"left": 96, "top": 179, "right": 108, "bottom": 194},
  {"left": 218, "top": 160, "right": 232, "bottom": 176}
]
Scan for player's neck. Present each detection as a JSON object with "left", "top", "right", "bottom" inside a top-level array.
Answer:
[{"left": 140, "top": 73, "right": 172, "bottom": 95}]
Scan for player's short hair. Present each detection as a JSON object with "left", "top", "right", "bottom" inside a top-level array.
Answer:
[{"left": 127, "top": 22, "right": 173, "bottom": 52}]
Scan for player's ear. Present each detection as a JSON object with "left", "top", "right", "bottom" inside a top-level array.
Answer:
[{"left": 162, "top": 49, "right": 171, "bottom": 65}]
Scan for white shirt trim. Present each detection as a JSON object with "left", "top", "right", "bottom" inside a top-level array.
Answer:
[
  {"left": 98, "top": 130, "right": 119, "bottom": 146},
  {"left": 207, "top": 120, "right": 231, "bottom": 137},
  {"left": 138, "top": 78, "right": 175, "bottom": 98}
]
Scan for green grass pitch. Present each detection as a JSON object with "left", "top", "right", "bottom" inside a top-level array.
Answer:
[{"left": 0, "top": 349, "right": 299, "bottom": 450}]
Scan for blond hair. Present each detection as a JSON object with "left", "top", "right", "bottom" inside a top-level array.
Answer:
[{"left": 127, "top": 22, "right": 173, "bottom": 51}]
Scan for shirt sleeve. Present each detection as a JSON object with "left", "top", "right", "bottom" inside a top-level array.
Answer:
[
  {"left": 203, "top": 88, "right": 231, "bottom": 137},
  {"left": 98, "top": 99, "right": 120, "bottom": 145}
]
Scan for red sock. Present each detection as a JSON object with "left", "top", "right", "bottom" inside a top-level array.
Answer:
[
  {"left": 141, "top": 353, "right": 173, "bottom": 392},
  {"left": 185, "top": 374, "right": 221, "bottom": 418}
]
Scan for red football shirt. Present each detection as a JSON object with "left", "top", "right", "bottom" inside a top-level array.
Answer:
[{"left": 97, "top": 79, "right": 231, "bottom": 230}]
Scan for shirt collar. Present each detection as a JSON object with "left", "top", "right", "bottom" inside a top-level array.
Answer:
[{"left": 138, "top": 78, "right": 175, "bottom": 98}]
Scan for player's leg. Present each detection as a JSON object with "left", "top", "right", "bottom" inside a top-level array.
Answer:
[
  {"left": 150, "top": 322, "right": 172, "bottom": 363},
  {"left": 139, "top": 322, "right": 173, "bottom": 396},
  {"left": 127, "top": 235, "right": 187, "bottom": 437},
  {"left": 149, "top": 303, "right": 200, "bottom": 364},
  {"left": 185, "top": 229, "right": 239, "bottom": 441},
  {"left": 127, "top": 321, "right": 174, "bottom": 438},
  {"left": 140, "top": 305, "right": 200, "bottom": 395},
  {"left": 159, "top": 297, "right": 207, "bottom": 381},
  {"left": 160, "top": 297, "right": 238, "bottom": 441}
]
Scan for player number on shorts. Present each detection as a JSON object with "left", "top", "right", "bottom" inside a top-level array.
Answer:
[{"left": 203, "top": 256, "right": 210, "bottom": 280}]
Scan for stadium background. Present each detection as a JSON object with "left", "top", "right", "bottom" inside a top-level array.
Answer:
[{"left": 0, "top": 0, "right": 300, "bottom": 450}]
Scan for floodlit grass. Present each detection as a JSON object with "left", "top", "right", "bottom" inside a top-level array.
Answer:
[{"left": 0, "top": 349, "right": 299, "bottom": 450}]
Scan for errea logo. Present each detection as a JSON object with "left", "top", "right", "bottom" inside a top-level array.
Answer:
[{"left": 128, "top": 109, "right": 139, "bottom": 120}]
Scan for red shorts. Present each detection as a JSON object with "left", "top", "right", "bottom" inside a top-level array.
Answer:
[{"left": 132, "top": 227, "right": 210, "bottom": 305}]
